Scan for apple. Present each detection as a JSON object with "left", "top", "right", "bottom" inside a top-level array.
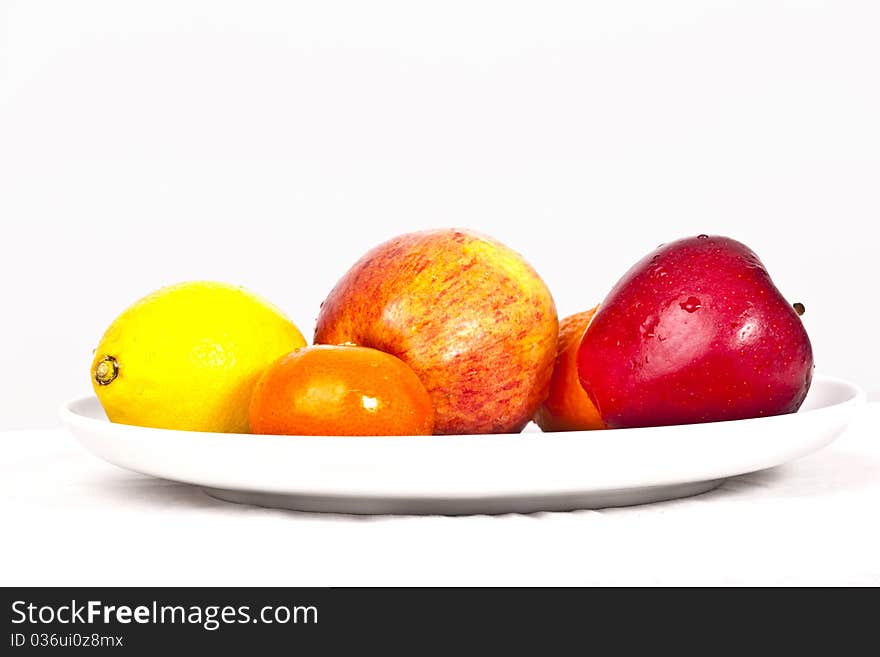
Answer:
[
  {"left": 314, "top": 228, "right": 559, "bottom": 434},
  {"left": 577, "top": 235, "right": 814, "bottom": 428},
  {"left": 534, "top": 308, "right": 605, "bottom": 432}
]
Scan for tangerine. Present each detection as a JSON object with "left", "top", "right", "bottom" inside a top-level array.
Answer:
[{"left": 249, "top": 345, "right": 435, "bottom": 436}]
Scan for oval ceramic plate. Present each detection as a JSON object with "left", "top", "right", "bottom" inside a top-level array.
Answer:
[{"left": 61, "top": 375, "right": 864, "bottom": 515}]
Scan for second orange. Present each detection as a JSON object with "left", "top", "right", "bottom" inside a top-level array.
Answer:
[{"left": 534, "top": 308, "right": 605, "bottom": 432}]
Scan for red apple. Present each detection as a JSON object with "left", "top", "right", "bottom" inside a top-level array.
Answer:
[
  {"left": 577, "top": 235, "right": 813, "bottom": 428},
  {"left": 314, "top": 228, "right": 559, "bottom": 434}
]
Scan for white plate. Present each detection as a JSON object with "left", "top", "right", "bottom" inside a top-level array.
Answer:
[{"left": 60, "top": 375, "right": 865, "bottom": 515}]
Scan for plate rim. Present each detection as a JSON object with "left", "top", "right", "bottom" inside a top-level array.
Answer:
[
  {"left": 57, "top": 374, "right": 867, "bottom": 511},
  {"left": 60, "top": 373, "right": 866, "bottom": 445}
]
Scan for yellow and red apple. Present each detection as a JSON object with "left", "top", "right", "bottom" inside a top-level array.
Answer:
[{"left": 314, "top": 228, "right": 559, "bottom": 434}]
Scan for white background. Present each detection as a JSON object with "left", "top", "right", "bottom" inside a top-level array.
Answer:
[{"left": 2, "top": 0, "right": 879, "bottom": 430}]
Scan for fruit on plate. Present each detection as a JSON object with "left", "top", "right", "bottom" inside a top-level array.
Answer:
[
  {"left": 91, "top": 281, "right": 306, "bottom": 433},
  {"left": 249, "top": 345, "right": 434, "bottom": 436},
  {"left": 577, "top": 235, "right": 814, "bottom": 428},
  {"left": 314, "top": 228, "right": 558, "bottom": 434},
  {"left": 534, "top": 307, "right": 605, "bottom": 432}
]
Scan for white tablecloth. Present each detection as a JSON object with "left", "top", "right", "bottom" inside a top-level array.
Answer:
[{"left": 2, "top": 405, "right": 878, "bottom": 586}]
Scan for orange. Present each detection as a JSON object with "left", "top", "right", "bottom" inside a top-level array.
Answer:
[
  {"left": 534, "top": 307, "right": 605, "bottom": 432},
  {"left": 249, "top": 345, "right": 435, "bottom": 436}
]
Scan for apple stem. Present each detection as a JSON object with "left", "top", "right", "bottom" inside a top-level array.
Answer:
[{"left": 793, "top": 302, "right": 805, "bottom": 316}]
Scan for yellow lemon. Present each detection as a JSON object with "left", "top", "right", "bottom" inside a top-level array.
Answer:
[{"left": 91, "top": 281, "right": 306, "bottom": 433}]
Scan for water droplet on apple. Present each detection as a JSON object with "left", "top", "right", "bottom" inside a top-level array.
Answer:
[
  {"left": 680, "top": 296, "right": 702, "bottom": 313},
  {"left": 641, "top": 315, "right": 659, "bottom": 339}
]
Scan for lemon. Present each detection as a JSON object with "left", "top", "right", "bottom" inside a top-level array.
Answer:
[{"left": 91, "top": 281, "right": 306, "bottom": 433}]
